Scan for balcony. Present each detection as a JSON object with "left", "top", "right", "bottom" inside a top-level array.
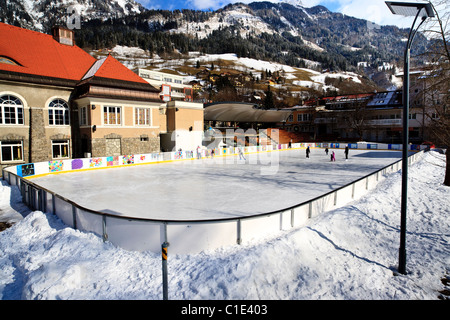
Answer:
[
  {"left": 366, "top": 119, "right": 402, "bottom": 126},
  {"left": 171, "top": 91, "right": 186, "bottom": 99},
  {"left": 314, "top": 118, "right": 337, "bottom": 124}
]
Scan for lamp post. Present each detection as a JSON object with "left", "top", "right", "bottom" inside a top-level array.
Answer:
[{"left": 385, "top": 1, "right": 434, "bottom": 275}]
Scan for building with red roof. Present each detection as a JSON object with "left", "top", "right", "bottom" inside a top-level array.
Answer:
[{"left": 0, "top": 23, "right": 203, "bottom": 171}]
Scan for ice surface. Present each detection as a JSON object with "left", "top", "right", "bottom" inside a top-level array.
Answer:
[{"left": 29, "top": 148, "right": 402, "bottom": 220}]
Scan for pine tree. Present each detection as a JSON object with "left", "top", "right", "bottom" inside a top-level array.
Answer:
[{"left": 263, "top": 86, "right": 275, "bottom": 110}]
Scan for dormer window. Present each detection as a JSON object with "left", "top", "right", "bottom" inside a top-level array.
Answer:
[{"left": 0, "top": 56, "right": 19, "bottom": 66}]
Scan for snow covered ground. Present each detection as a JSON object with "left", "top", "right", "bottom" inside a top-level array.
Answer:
[{"left": 0, "top": 151, "right": 449, "bottom": 301}]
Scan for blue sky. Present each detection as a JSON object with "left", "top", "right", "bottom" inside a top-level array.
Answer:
[{"left": 134, "top": 0, "right": 427, "bottom": 28}]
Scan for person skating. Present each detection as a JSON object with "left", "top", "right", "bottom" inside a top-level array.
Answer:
[
  {"left": 238, "top": 147, "right": 246, "bottom": 160},
  {"left": 344, "top": 145, "right": 349, "bottom": 160},
  {"left": 306, "top": 146, "right": 310, "bottom": 158},
  {"left": 331, "top": 151, "right": 336, "bottom": 161}
]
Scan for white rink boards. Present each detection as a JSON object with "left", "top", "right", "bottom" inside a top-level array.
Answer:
[{"left": 29, "top": 148, "right": 403, "bottom": 221}]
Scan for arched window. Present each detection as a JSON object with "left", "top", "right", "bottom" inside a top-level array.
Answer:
[
  {"left": 48, "top": 99, "right": 70, "bottom": 125},
  {"left": 0, "top": 94, "right": 24, "bottom": 125}
]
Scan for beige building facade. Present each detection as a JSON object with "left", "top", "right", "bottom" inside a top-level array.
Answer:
[
  {"left": 74, "top": 96, "right": 166, "bottom": 157},
  {"left": 0, "top": 23, "right": 204, "bottom": 174},
  {"left": 0, "top": 78, "right": 75, "bottom": 167},
  {"left": 161, "top": 100, "right": 204, "bottom": 152}
]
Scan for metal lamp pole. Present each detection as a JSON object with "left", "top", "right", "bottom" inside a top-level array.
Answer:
[{"left": 385, "top": 1, "right": 434, "bottom": 275}]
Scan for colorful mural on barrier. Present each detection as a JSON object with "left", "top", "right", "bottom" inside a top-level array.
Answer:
[
  {"left": 49, "top": 160, "right": 63, "bottom": 172},
  {"left": 71, "top": 159, "right": 83, "bottom": 170},
  {"left": 185, "top": 151, "right": 194, "bottom": 159},
  {"left": 174, "top": 151, "right": 183, "bottom": 160},
  {"left": 389, "top": 144, "right": 400, "bottom": 150},
  {"left": 6, "top": 143, "right": 425, "bottom": 181},
  {"left": 106, "top": 156, "right": 119, "bottom": 167},
  {"left": 89, "top": 158, "right": 102, "bottom": 168},
  {"left": 17, "top": 163, "right": 35, "bottom": 177},
  {"left": 123, "top": 155, "right": 134, "bottom": 165},
  {"left": 149, "top": 153, "right": 162, "bottom": 160}
]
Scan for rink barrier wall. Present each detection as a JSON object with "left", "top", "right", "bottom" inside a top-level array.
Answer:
[{"left": 2, "top": 143, "right": 425, "bottom": 254}]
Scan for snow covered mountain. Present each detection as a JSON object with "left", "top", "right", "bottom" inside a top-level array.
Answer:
[
  {"left": 0, "top": 0, "right": 145, "bottom": 31},
  {"left": 137, "top": 1, "right": 425, "bottom": 72},
  {"left": 0, "top": 0, "right": 429, "bottom": 82}
]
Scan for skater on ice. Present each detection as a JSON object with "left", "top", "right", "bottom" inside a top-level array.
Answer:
[
  {"left": 325, "top": 147, "right": 328, "bottom": 155},
  {"left": 306, "top": 146, "right": 310, "bottom": 158},
  {"left": 238, "top": 147, "right": 246, "bottom": 160},
  {"left": 331, "top": 151, "right": 336, "bottom": 161},
  {"left": 344, "top": 146, "right": 349, "bottom": 160}
]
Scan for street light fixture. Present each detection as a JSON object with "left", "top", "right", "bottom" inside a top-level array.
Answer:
[{"left": 385, "top": 1, "right": 435, "bottom": 275}]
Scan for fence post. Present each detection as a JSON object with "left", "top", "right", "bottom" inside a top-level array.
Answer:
[
  {"left": 52, "top": 193, "right": 56, "bottom": 215},
  {"left": 308, "top": 202, "right": 312, "bottom": 218},
  {"left": 162, "top": 241, "right": 169, "bottom": 300},
  {"left": 102, "top": 215, "right": 108, "bottom": 242},
  {"left": 72, "top": 205, "right": 77, "bottom": 229},
  {"left": 38, "top": 189, "right": 43, "bottom": 211},
  {"left": 42, "top": 190, "right": 47, "bottom": 213},
  {"left": 27, "top": 184, "right": 31, "bottom": 208},
  {"left": 237, "top": 219, "right": 242, "bottom": 245},
  {"left": 290, "top": 208, "right": 294, "bottom": 227}
]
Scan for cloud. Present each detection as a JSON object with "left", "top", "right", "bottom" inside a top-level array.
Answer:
[
  {"left": 338, "top": 0, "right": 418, "bottom": 28},
  {"left": 186, "top": 0, "right": 230, "bottom": 10}
]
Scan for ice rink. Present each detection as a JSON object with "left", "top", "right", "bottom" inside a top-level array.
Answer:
[{"left": 29, "top": 148, "right": 403, "bottom": 221}]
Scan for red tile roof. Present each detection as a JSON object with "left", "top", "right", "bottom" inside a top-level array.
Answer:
[
  {"left": 0, "top": 23, "right": 96, "bottom": 81},
  {"left": 85, "top": 54, "right": 149, "bottom": 84},
  {"left": 0, "top": 23, "right": 149, "bottom": 85}
]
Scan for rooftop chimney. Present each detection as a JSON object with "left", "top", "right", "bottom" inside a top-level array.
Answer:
[{"left": 52, "top": 26, "right": 74, "bottom": 46}]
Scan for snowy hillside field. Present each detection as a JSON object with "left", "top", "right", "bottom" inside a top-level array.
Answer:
[{"left": 0, "top": 151, "right": 449, "bottom": 302}]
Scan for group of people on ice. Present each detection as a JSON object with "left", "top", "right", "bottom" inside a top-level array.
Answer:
[
  {"left": 195, "top": 144, "right": 350, "bottom": 162},
  {"left": 307, "top": 145, "right": 349, "bottom": 161}
]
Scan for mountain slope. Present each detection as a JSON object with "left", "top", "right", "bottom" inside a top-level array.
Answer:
[
  {"left": 130, "top": 2, "right": 427, "bottom": 70},
  {"left": 0, "top": 0, "right": 144, "bottom": 32},
  {"left": 0, "top": 1, "right": 429, "bottom": 83}
]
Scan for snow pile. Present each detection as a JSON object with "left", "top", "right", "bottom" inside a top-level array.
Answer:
[
  {"left": 191, "top": 53, "right": 296, "bottom": 74},
  {"left": 111, "top": 45, "right": 149, "bottom": 58},
  {"left": 0, "top": 151, "right": 449, "bottom": 300},
  {"left": 107, "top": 45, "right": 153, "bottom": 69},
  {"left": 311, "top": 71, "right": 362, "bottom": 84}
]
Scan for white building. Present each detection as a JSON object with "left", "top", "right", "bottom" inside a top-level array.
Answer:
[{"left": 136, "top": 69, "right": 193, "bottom": 102}]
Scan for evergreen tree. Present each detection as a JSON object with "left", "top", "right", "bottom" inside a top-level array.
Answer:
[{"left": 263, "top": 86, "right": 275, "bottom": 110}]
